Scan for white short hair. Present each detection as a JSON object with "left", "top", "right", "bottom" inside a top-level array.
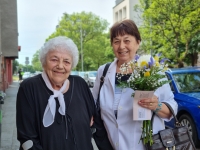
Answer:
[{"left": 39, "top": 36, "right": 79, "bottom": 69}]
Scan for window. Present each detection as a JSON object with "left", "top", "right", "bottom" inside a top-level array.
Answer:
[
  {"left": 115, "top": 12, "right": 118, "bottom": 22},
  {"left": 123, "top": 7, "right": 127, "bottom": 19},
  {"left": 173, "top": 73, "right": 200, "bottom": 92},
  {"left": 119, "top": 9, "right": 122, "bottom": 21}
]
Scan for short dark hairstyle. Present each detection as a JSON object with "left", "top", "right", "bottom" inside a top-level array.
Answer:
[{"left": 110, "top": 19, "right": 141, "bottom": 44}]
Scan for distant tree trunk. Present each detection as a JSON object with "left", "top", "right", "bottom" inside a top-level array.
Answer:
[
  {"left": 190, "top": 52, "right": 198, "bottom": 66},
  {"left": 178, "top": 61, "right": 184, "bottom": 68}
]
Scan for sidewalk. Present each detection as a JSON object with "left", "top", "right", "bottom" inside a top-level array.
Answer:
[
  {"left": 0, "top": 81, "right": 98, "bottom": 150},
  {"left": 0, "top": 81, "right": 19, "bottom": 150}
]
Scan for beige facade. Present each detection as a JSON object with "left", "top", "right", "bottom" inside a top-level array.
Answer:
[
  {"left": 113, "top": 0, "right": 141, "bottom": 25},
  {"left": 0, "top": 0, "right": 19, "bottom": 91}
]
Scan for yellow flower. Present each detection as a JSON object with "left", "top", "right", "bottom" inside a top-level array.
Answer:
[
  {"left": 140, "top": 61, "right": 148, "bottom": 68},
  {"left": 130, "top": 62, "right": 135, "bottom": 68},
  {"left": 135, "top": 62, "right": 138, "bottom": 67},
  {"left": 154, "top": 56, "right": 159, "bottom": 62},
  {"left": 163, "top": 66, "right": 168, "bottom": 71},
  {"left": 144, "top": 71, "right": 150, "bottom": 77},
  {"left": 155, "top": 62, "right": 160, "bottom": 66},
  {"left": 137, "top": 55, "right": 152, "bottom": 68}
]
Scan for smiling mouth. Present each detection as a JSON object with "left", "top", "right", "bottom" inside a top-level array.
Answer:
[
  {"left": 54, "top": 71, "right": 65, "bottom": 74},
  {"left": 119, "top": 51, "right": 128, "bottom": 54}
]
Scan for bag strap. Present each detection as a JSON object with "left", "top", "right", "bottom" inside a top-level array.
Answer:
[
  {"left": 151, "top": 102, "right": 180, "bottom": 128},
  {"left": 96, "top": 63, "right": 111, "bottom": 109}
]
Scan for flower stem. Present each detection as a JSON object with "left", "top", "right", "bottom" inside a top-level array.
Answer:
[{"left": 142, "top": 120, "right": 153, "bottom": 145}]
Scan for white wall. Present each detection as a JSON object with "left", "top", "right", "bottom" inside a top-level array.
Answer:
[
  {"left": 113, "top": 0, "right": 142, "bottom": 26},
  {"left": 113, "top": 0, "right": 129, "bottom": 23}
]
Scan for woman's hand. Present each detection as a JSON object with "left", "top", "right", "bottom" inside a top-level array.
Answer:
[
  {"left": 90, "top": 116, "right": 94, "bottom": 127},
  {"left": 138, "top": 95, "right": 172, "bottom": 119},
  {"left": 138, "top": 95, "right": 158, "bottom": 111}
]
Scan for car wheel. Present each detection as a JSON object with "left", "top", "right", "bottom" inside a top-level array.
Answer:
[{"left": 179, "top": 114, "right": 200, "bottom": 147}]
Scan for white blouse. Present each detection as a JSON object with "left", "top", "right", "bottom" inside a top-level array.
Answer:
[{"left": 92, "top": 59, "right": 178, "bottom": 150}]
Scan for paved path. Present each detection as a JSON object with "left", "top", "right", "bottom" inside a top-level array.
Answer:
[
  {"left": 0, "top": 82, "right": 19, "bottom": 150},
  {"left": 0, "top": 81, "right": 98, "bottom": 150}
]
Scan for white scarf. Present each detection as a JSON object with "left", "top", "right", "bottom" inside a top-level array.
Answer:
[{"left": 42, "top": 71, "right": 68, "bottom": 127}]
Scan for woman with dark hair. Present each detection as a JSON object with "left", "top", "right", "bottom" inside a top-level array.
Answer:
[{"left": 92, "top": 19, "right": 178, "bottom": 150}]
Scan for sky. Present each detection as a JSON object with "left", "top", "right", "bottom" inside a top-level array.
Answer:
[{"left": 16, "top": 0, "right": 115, "bottom": 65}]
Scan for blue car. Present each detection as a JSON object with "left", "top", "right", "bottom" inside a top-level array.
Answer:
[{"left": 165, "top": 67, "right": 200, "bottom": 147}]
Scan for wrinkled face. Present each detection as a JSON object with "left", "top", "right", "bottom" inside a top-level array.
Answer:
[
  {"left": 43, "top": 50, "right": 72, "bottom": 89},
  {"left": 112, "top": 34, "right": 140, "bottom": 65}
]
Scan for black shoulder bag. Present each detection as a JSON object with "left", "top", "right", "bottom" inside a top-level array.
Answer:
[
  {"left": 96, "top": 63, "right": 111, "bottom": 112},
  {"left": 92, "top": 63, "right": 114, "bottom": 150},
  {"left": 145, "top": 102, "right": 196, "bottom": 150}
]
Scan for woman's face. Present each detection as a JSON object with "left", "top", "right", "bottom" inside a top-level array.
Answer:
[
  {"left": 112, "top": 34, "right": 140, "bottom": 65},
  {"left": 43, "top": 50, "right": 72, "bottom": 89}
]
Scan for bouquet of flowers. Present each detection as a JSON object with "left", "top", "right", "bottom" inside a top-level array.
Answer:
[{"left": 117, "top": 54, "right": 170, "bottom": 145}]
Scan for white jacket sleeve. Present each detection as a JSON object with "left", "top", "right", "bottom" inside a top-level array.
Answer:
[{"left": 154, "top": 83, "right": 178, "bottom": 121}]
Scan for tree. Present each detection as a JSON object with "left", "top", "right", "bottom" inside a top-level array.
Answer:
[
  {"left": 23, "top": 65, "right": 35, "bottom": 73},
  {"left": 84, "top": 33, "right": 114, "bottom": 70},
  {"left": 46, "top": 11, "right": 112, "bottom": 70},
  {"left": 32, "top": 50, "right": 43, "bottom": 71},
  {"left": 12, "top": 60, "right": 19, "bottom": 74},
  {"left": 187, "top": 33, "right": 200, "bottom": 66},
  {"left": 137, "top": 0, "right": 200, "bottom": 67}
]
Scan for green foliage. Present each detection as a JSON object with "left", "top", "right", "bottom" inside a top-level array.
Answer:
[
  {"left": 138, "top": 0, "right": 200, "bottom": 66},
  {"left": 12, "top": 60, "right": 19, "bottom": 74},
  {"left": 45, "top": 11, "right": 112, "bottom": 71},
  {"left": 22, "top": 65, "right": 35, "bottom": 73},
  {"left": 32, "top": 50, "right": 43, "bottom": 71},
  {"left": 84, "top": 33, "right": 114, "bottom": 70}
]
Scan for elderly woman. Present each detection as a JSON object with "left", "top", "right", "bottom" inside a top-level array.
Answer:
[
  {"left": 92, "top": 19, "right": 178, "bottom": 150},
  {"left": 16, "top": 36, "right": 112, "bottom": 150}
]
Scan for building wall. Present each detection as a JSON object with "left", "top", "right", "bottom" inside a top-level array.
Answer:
[
  {"left": 113, "top": 0, "right": 141, "bottom": 26},
  {"left": 0, "top": 1, "right": 2, "bottom": 90},
  {"left": 113, "top": 0, "right": 129, "bottom": 23},
  {"left": 0, "top": 0, "right": 18, "bottom": 91},
  {"left": 1, "top": 0, "right": 18, "bottom": 57},
  {"left": 0, "top": 2, "right": 1, "bottom": 50},
  {"left": 129, "top": 0, "right": 141, "bottom": 26}
]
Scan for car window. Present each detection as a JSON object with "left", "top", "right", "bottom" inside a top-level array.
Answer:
[
  {"left": 173, "top": 73, "right": 200, "bottom": 92},
  {"left": 89, "top": 72, "right": 97, "bottom": 77},
  {"left": 79, "top": 72, "right": 84, "bottom": 76},
  {"left": 71, "top": 71, "right": 79, "bottom": 75},
  {"left": 166, "top": 73, "right": 175, "bottom": 92}
]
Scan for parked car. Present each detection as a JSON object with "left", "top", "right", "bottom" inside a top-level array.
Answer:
[
  {"left": 70, "top": 71, "right": 79, "bottom": 75},
  {"left": 84, "top": 71, "right": 97, "bottom": 87},
  {"left": 165, "top": 67, "right": 200, "bottom": 147},
  {"left": 22, "top": 72, "right": 31, "bottom": 80},
  {"left": 78, "top": 71, "right": 85, "bottom": 78}
]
